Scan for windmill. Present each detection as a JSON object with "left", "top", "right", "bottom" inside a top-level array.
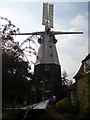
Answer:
[{"left": 11, "top": 3, "right": 83, "bottom": 102}]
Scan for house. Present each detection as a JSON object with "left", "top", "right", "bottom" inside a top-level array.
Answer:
[{"left": 73, "top": 53, "right": 90, "bottom": 111}]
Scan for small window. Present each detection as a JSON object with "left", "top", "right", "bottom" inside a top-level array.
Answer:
[
  {"left": 49, "top": 40, "right": 51, "bottom": 42},
  {"left": 84, "top": 60, "right": 90, "bottom": 73},
  {"left": 50, "top": 54, "right": 52, "bottom": 57},
  {"left": 45, "top": 65, "right": 50, "bottom": 71},
  {"left": 49, "top": 46, "right": 52, "bottom": 48}
]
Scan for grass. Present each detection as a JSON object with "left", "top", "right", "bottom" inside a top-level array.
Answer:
[
  {"left": 2, "top": 108, "right": 55, "bottom": 120},
  {"left": 2, "top": 109, "right": 18, "bottom": 120}
]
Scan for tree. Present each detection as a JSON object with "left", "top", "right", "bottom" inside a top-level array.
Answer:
[
  {"left": 62, "top": 70, "right": 69, "bottom": 85},
  {"left": 0, "top": 17, "right": 34, "bottom": 106}
]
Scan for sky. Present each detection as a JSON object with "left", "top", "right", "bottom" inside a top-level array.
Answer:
[{"left": 0, "top": 1, "right": 89, "bottom": 80}]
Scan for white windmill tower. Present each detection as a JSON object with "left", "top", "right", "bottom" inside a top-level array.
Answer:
[
  {"left": 11, "top": 3, "right": 83, "bottom": 102},
  {"left": 34, "top": 3, "right": 62, "bottom": 101}
]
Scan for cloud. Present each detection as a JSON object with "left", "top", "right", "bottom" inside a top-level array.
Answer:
[
  {"left": 55, "top": 13, "right": 88, "bottom": 80},
  {"left": 71, "top": 13, "right": 88, "bottom": 30},
  {"left": 71, "top": 15, "right": 85, "bottom": 26}
]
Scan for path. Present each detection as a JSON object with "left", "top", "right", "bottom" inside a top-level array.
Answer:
[
  {"left": 17, "top": 100, "right": 68, "bottom": 120},
  {"left": 47, "top": 108, "right": 67, "bottom": 120}
]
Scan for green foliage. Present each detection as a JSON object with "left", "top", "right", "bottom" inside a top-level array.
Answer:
[
  {"left": 87, "top": 73, "right": 90, "bottom": 83},
  {"left": 1, "top": 17, "right": 34, "bottom": 107},
  {"left": 55, "top": 97, "right": 80, "bottom": 115},
  {"left": 55, "top": 97, "right": 71, "bottom": 113},
  {"left": 2, "top": 109, "right": 18, "bottom": 120},
  {"left": 80, "top": 104, "right": 90, "bottom": 120},
  {"left": 2, "top": 47, "right": 32, "bottom": 106}
]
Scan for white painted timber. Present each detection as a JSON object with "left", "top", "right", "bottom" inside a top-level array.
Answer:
[
  {"left": 35, "top": 39, "right": 60, "bottom": 65},
  {"left": 33, "top": 100, "right": 49, "bottom": 109}
]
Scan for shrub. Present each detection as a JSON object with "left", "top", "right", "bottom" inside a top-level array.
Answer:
[
  {"left": 55, "top": 97, "right": 71, "bottom": 113},
  {"left": 2, "top": 109, "right": 18, "bottom": 120},
  {"left": 80, "top": 104, "right": 90, "bottom": 120}
]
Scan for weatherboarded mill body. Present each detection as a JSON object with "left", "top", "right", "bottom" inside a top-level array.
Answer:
[
  {"left": 34, "top": 3, "right": 62, "bottom": 102},
  {"left": 34, "top": 31, "right": 62, "bottom": 102}
]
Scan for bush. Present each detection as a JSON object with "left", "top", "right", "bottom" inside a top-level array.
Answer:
[
  {"left": 2, "top": 109, "right": 18, "bottom": 120},
  {"left": 80, "top": 104, "right": 90, "bottom": 120},
  {"left": 55, "top": 97, "right": 71, "bottom": 113}
]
